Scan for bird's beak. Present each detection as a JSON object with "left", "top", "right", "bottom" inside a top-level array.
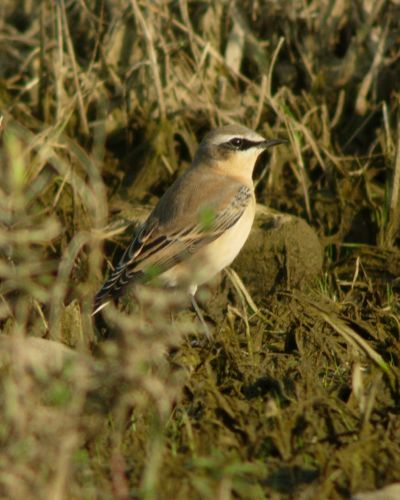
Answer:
[{"left": 258, "top": 138, "right": 288, "bottom": 149}]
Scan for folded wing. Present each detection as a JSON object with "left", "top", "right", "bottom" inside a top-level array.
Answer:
[{"left": 93, "top": 184, "right": 252, "bottom": 311}]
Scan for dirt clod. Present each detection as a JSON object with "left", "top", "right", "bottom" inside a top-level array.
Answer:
[{"left": 233, "top": 205, "right": 323, "bottom": 299}]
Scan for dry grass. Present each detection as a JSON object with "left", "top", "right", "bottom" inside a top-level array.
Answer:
[{"left": 0, "top": 1, "right": 400, "bottom": 498}]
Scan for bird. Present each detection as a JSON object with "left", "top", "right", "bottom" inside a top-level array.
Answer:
[{"left": 93, "top": 124, "right": 286, "bottom": 332}]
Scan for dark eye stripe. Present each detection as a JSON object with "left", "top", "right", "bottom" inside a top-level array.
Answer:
[
  {"left": 222, "top": 137, "right": 264, "bottom": 151},
  {"left": 238, "top": 139, "right": 259, "bottom": 150}
]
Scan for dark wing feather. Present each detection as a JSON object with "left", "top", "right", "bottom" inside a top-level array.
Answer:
[{"left": 93, "top": 184, "right": 252, "bottom": 310}]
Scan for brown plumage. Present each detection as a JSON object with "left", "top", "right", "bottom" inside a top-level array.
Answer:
[{"left": 93, "top": 124, "right": 285, "bottom": 315}]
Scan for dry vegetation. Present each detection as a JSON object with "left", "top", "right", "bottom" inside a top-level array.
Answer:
[{"left": 1, "top": 0, "right": 400, "bottom": 498}]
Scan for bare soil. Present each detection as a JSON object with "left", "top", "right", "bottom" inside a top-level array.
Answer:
[{"left": 0, "top": 1, "right": 399, "bottom": 499}]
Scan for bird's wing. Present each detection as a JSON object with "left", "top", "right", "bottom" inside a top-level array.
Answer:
[{"left": 94, "top": 184, "right": 252, "bottom": 308}]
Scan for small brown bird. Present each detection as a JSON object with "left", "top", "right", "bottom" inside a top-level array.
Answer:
[{"left": 93, "top": 124, "right": 285, "bottom": 328}]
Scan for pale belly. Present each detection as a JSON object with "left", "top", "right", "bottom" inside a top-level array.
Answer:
[{"left": 161, "top": 199, "right": 256, "bottom": 293}]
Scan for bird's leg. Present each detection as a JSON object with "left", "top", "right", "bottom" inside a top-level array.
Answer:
[{"left": 190, "top": 294, "right": 213, "bottom": 341}]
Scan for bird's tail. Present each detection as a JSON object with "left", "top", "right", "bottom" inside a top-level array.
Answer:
[
  {"left": 91, "top": 299, "right": 111, "bottom": 316},
  {"left": 91, "top": 268, "right": 123, "bottom": 316},
  {"left": 92, "top": 266, "right": 145, "bottom": 316}
]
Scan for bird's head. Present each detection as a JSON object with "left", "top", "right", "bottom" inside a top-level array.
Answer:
[{"left": 193, "top": 124, "right": 286, "bottom": 179}]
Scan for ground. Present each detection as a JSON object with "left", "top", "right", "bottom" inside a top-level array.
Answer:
[{"left": 0, "top": 1, "right": 399, "bottom": 499}]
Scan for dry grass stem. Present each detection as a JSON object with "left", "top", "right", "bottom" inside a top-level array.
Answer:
[{"left": 0, "top": 1, "right": 399, "bottom": 498}]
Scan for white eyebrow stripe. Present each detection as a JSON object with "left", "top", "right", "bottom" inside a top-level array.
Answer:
[{"left": 212, "top": 132, "right": 266, "bottom": 145}]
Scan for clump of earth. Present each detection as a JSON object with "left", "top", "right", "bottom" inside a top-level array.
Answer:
[{"left": 233, "top": 205, "right": 323, "bottom": 300}]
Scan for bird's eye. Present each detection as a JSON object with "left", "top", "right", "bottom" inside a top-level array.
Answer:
[{"left": 229, "top": 137, "right": 243, "bottom": 148}]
